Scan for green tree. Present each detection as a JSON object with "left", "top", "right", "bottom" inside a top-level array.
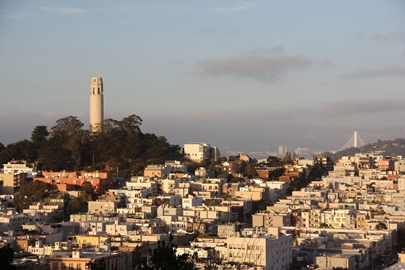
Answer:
[
  {"left": 267, "top": 156, "right": 281, "bottom": 166},
  {"left": 50, "top": 116, "right": 84, "bottom": 139},
  {"left": 31, "top": 125, "right": 49, "bottom": 145},
  {"left": 134, "top": 239, "right": 194, "bottom": 270},
  {"left": 244, "top": 163, "right": 258, "bottom": 178},
  {"left": 79, "top": 181, "right": 96, "bottom": 202},
  {"left": 0, "top": 113, "right": 185, "bottom": 173},
  {"left": 0, "top": 140, "right": 35, "bottom": 164},
  {"left": 13, "top": 181, "right": 51, "bottom": 212},
  {"left": 0, "top": 243, "right": 15, "bottom": 270},
  {"left": 30, "top": 125, "right": 49, "bottom": 160},
  {"left": 86, "top": 258, "right": 106, "bottom": 270},
  {"left": 282, "top": 152, "right": 292, "bottom": 164},
  {"left": 37, "top": 136, "right": 70, "bottom": 171},
  {"left": 67, "top": 199, "right": 82, "bottom": 215},
  {"left": 19, "top": 266, "right": 48, "bottom": 270},
  {"left": 375, "top": 222, "right": 387, "bottom": 230}
]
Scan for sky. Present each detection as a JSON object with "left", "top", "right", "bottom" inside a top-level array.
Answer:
[{"left": 1, "top": 1, "right": 405, "bottom": 157}]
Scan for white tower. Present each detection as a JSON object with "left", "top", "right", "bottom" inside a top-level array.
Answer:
[
  {"left": 353, "top": 131, "right": 358, "bottom": 148},
  {"left": 89, "top": 77, "right": 104, "bottom": 132}
]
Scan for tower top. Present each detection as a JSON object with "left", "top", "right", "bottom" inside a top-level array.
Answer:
[
  {"left": 90, "top": 77, "right": 103, "bottom": 84},
  {"left": 90, "top": 77, "right": 103, "bottom": 95}
]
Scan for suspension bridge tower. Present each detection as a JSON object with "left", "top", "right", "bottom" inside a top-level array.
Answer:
[{"left": 339, "top": 131, "right": 365, "bottom": 151}]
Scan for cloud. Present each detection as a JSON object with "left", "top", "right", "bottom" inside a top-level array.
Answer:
[
  {"left": 0, "top": 11, "right": 33, "bottom": 20},
  {"left": 343, "top": 65, "right": 405, "bottom": 79},
  {"left": 210, "top": 1, "right": 255, "bottom": 13},
  {"left": 37, "top": 6, "right": 88, "bottom": 15},
  {"left": 309, "top": 99, "right": 405, "bottom": 118},
  {"left": 192, "top": 27, "right": 243, "bottom": 36},
  {"left": 150, "top": 5, "right": 189, "bottom": 14},
  {"left": 98, "top": 6, "right": 140, "bottom": 13},
  {"left": 169, "top": 60, "right": 185, "bottom": 66},
  {"left": 318, "top": 59, "right": 333, "bottom": 67},
  {"left": 372, "top": 32, "right": 405, "bottom": 42},
  {"left": 162, "top": 98, "right": 405, "bottom": 123},
  {"left": 246, "top": 46, "right": 285, "bottom": 56},
  {"left": 199, "top": 48, "right": 311, "bottom": 81},
  {"left": 356, "top": 31, "right": 405, "bottom": 43},
  {"left": 138, "top": 98, "right": 405, "bottom": 155}
]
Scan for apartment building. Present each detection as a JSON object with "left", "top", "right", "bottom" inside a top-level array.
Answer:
[
  {"left": 225, "top": 228, "right": 292, "bottom": 270},
  {"left": 34, "top": 171, "right": 113, "bottom": 195},
  {"left": 3, "top": 159, "right": 37, "bottom": 178},
  {"left": 49, "top": 250, "right": 132, "bottom": 270},
  {"left": 0, "top": 171, "right": 27, "bottom": 194},
  {"left": 183, "top": 142, "right": 220, "bottom": 162},
  {"left": 88, "top": 201, "right": 118, "bottom": 215},
  {"left": 143, "top": 164, "right": 171, "bottom": 178},
  {"left": 315, "top": 254, "right": 356, "bottom": 270},
  {"left": 252, "top": 211, "right": 291, "bottom": 227}
]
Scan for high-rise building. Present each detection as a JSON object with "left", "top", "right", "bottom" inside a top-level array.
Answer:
[
  {"left": 183, "top": 142, "right": 220, "bottom": 162},
  {"left": 89, "top": 77, "right": 104, "bottom": 132},
  {"left": 278, "top": 145, "right": 287, "bottom": 156}
]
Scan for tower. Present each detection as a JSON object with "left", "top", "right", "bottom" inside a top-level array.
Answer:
[{"left": 89, "top": 77, "right": 104, "bottom": 132}]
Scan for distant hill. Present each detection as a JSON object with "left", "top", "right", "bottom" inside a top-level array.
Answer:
[{"left": 324, "top": 138, "right": 405, "bottom": 162}]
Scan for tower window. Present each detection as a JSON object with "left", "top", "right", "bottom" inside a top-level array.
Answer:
[
  {"left": 98, "top": 88, "right": 100, "bottom": 94},
  {"left": 93, "top": 88, "right": 95, "bottom": 95}
]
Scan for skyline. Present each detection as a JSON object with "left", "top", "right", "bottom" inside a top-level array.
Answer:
[{"left": 1, "top": 1, "right": 405, "bottom": 156}]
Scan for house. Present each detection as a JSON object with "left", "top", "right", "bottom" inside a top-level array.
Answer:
[
  {"left": 183, "top": 142, "right": 220, "bottom": 162},
  {"left": 225, "top": 228, "right": 292, "bottom": 269},
  {"left": 34, "top": 171, "right": 113, "bottom": 195},
  {"left": 49, "top": 250, "right": 132, "bottom": 270}
]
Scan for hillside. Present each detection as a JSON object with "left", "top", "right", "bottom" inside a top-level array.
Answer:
[{"left": 325, "top": 138, "right": 405, "bottom": 162}]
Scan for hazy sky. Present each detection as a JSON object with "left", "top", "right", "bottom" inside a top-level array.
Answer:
[{"left": 1, "top": 1, "right": 405, "bottom": 156}]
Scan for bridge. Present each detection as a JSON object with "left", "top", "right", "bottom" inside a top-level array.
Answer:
[{"left": 339, "top": 131, "right": 366, "bottom": 151}]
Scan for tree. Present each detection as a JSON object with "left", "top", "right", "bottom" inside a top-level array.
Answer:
[
  {"left": 0, "top": 243, "right": 15, "bottom": 270},
  {"left": 267, "top": 156, "right": 281, "bottom": 166},
  {"left": 50, "top": 116, "right": 90, "bottom": 170},
  {"left": 37, "top": 136, "right": 70, "bottom": 171},
  {"left": 375, "top": 222, "right": 388, "bottom": 230},
  {"left": 31, "top": 125, "right": 49, "bottom": 145},
  {"left": 282, "top": 152, "right": 292, "bottom": 164},
  {"left": 0, "top": 140, "right": 35, "bottom": 163},
  {"left": 118, "top": 114, "right": 143, "bottom": 134},
  {"left": 134, "top": 238, "right": 195, "bottom": 270},
  {"left": 19, "top": 266, "right": 48, "bottom": 270},
  {"left": 86, "top": 258, "right": 106, "bottom": 270},
  {"left": 79, "top": 181, "right": 96, "bottom": 202},
  {"left": 50, "top": 116, "right": 84, "bottom": 139},
  {"left": 67, "top": 199, "right": 82, "bottom": 215},
  {"left": 31, "top": 125, "right": 49, "bottom": 159},
  {"left": 244, "top": 163, "right": 258, "bottom": 178},
  {"left": 0, "top": 113, "right": 184, "bottom": 173},
  {"left": 13, "top": 181, "right": 51, "bottom": 212}
]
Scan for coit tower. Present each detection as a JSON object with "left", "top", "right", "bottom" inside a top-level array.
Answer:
[{"left": 89, "top": 77, "right": 104, "bottom": 132}]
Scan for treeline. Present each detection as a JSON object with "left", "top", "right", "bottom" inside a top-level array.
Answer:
[
  {"left": 325, "top": 138, "right": 405, "bottom": 162},
  {"left": 0, "top": 114, "right": 182, "bottom": 175}
]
